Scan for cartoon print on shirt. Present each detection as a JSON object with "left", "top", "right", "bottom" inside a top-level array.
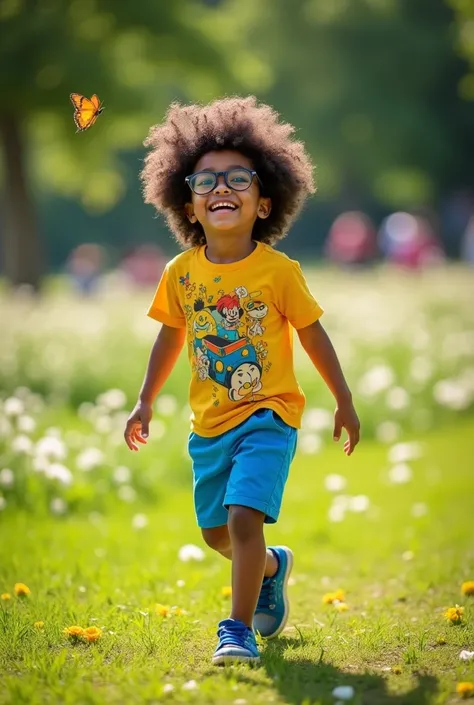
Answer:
[{"left": 183, "top": 276, "right": 269, "bottom": 403}]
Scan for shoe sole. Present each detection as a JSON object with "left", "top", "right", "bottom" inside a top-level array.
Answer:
[
  {"left": 212, "top": 653, "right": 260, "bottom": 666},
  {"left": 258, "top": 545, "right": 294, "bottom": 640}
]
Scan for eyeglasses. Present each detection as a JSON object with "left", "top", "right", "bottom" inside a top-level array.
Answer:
[{"left": 185, "top": 168, "right": 262, "bottom": 195}]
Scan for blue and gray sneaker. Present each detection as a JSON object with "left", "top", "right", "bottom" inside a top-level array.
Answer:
[
  {"left": 253, "top": 546, "right": 293, "bottom": 639},
  {"left": 212, "top": 618, "right": 260, "bottom": 665}
]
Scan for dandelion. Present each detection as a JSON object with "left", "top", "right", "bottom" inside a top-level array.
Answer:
[
  {"left": 391, "top": 665, "right": 402, "bottom": 674},
  {"left": 14, "top": 583, "right": 31, "bottom": 597},
  {"left": 83, "top": 626, "right": 102, "bottom": 642},
  {"left": 444, "top": 605, "right": 464, "bottom": 624},
  {"left": 221, "top": 586, "right": 232, "bottom": 598},
  {"left": 460, "top": 651, "right": 474, "bottom": 661},
  {"left": 163, "top": 684, "right": 175, "bottom": 694},
  {"left": 323, "top": 589, "right": 346, "bottom": 605},
  {"left": 131, "top": 513, "right": 148, "bottom": 530},
  {"left": 156, "top": 604, "right": 171, "bottom": 617},
  {"left": 436, "top": 635, "right": 447, "bottom": 645},
  {"left": 324, "top": 474, "right": 347, "bottom": 492},
  {"left": 64, "top": 625, "right": 85, "bottom": 640},
  {"left": 34, "top": 621, "right": 44, "bottom": 629},
  {"left": 388, "top": 463, "right": 412, "bottom": 485},
  {"left": 1, "top": 593, "right": 11, "bottom": 600},
  {"left": 456, "top": 682, "right": 474, "bottom": 699},
  {"left": 171, "top": 606, "right": 184, "bottom": 616},
  {"left": 178, "top": 544, "right": 205, "bottom": 562},
  {"left": 0, "top": 469, "right": 14, "bottom": 487},
  {"left": 182, "top": 680, "right": 199, "bottom": 691},
  {"left": 462, "top": 581, "right": 474, "bottom": 597}
]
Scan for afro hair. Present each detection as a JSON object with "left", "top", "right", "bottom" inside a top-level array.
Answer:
[{"left": 141, "top": 96, "right": 316, "bottom": 249}]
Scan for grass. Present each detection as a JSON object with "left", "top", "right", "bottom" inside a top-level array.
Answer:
[{"left": 1, "top": 417, "right": 474, "bottom": 704}]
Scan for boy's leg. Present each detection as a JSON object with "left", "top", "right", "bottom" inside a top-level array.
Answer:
[{"left": 201, "top": 525, "right": 279, "bottom": 577}]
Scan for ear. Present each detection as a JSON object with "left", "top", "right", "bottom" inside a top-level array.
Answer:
[
  {"left": 185, "top": 202, "right": 198, "bottom": 223},
  {"left": 257, "top": 197, "right": 272, "bottom": 220}
]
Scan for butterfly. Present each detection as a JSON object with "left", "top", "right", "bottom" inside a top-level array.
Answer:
[{"left": 70, "top": 93, "right": 104, "bottom": 132}]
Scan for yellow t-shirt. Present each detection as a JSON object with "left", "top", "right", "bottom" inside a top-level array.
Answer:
[{"left": 147, "top": 241, "right": 323, "bottom": 437}]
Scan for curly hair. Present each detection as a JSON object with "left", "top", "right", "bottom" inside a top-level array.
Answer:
[{"left": 141, "top": 96, "right": 316, "bottom": 249}]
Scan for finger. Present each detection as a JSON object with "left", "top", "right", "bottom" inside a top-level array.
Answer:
[
  {"left": 141, "top": 421, "right": 150, "bottom": 439},
  {"left": 133, "top": 430, "right": 148, "bottom": 445},
  {"left": 124, "top": 432, "right": 139, "bottom": 451},
  {"left": 333, "top": 414, "right": 343, "bottom": 441},
  {"left": 124, "top": 422, "right": 139, "bottom": 451}
]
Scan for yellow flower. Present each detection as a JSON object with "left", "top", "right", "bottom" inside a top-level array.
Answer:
[
  {"left": 221, "top": 586, "right": 232, "bottom": 598},
  {"left": 34, "top": 621, "right": 44, "bottom": 629},
  {"left": 64, "top": 625, "right": 85, "bottom": 639},
  {"left": 456, "top": 682, "right": 474, "bottom": 699},
  {"left": 436, "top": 635, "right": 447, "bottom": 645},
  {"left": 155, "top": 603, "right": 171, "bottom": 617},
  {"left": 391, "top": 665, "right": 402, "bottom": 675},
  {"left": 334, "top": 602, "right": 350, "bottom": 612},
  {"left": 444, "top": 605, "right": 464, "bottom": 624},
  {"left": 462, "top": 581, "right": 474, "bottom": 597},
  {"left": 171, "top": 606, "right": 184, "bottom": 616},
  {"left": 1, "top": 593, "right": 11, "bottom": 601},
  {"left": 14, "top": 583, "right": 31, "bottom": 597},
  {"left": 83, "top": 626, "right": 102, "bottom": 643},
  {"left": 322, "top": 589, "right": 346, "bottom": 605}
]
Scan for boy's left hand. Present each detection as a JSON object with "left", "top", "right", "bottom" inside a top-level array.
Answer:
[{"left": 333, "top": 402, "right": 360, "bottom": 456}]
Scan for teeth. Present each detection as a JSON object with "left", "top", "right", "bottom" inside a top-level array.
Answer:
[{"left": 210, "top": 202, "right": 237, "bottom": 211}]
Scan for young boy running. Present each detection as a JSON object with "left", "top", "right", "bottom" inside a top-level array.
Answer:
[{"left": 124, "top": 96, "right": 360, "bottom": 665}]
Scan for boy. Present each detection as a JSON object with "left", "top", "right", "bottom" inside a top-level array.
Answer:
[{"left": 124, "top": 96, "right": 360, "bottom": 665}]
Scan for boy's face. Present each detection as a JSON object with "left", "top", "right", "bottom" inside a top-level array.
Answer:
[{"left": 185, "top": 150, "right": 271, "bottom": 236}]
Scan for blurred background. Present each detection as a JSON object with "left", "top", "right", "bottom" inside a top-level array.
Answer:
[{"left": 0, "top": 0, "right": 473, "bottom": 517}]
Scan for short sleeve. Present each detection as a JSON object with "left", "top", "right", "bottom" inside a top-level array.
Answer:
[
  {"left": 147, "top": 263, "right": 186, "bottom": 328},
  {"left": 277, "top": 260, "right": 324, "bottom": 329}
]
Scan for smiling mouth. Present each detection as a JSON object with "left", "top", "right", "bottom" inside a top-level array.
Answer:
[{"left": 209, "top": 201, "right": 238, "bottom": 213}]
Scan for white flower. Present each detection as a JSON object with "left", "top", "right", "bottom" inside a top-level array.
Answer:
[
  {"left": 411, "top": 502, "right": 428, "bottom": 518},
  {"left": 176, "top": 580, "right": 185, "bottom": 588},
  {"left": 46, "top": 463, "right": 73, "bottom": 486},
  {"left": 132, "top": 513, "right": 148, "bottom": 530},
  {"left": 118, "top": 486, "right": 136, "bottom": 503},
  {"left": 0, "top": 468, "right": 14, "bottom": 487},
  {"left": 328, "top": 504, "right": 346, "bottom": 523},
  {"left": 324, "top": 474, "right": 346, "bottom": 492},
  {"left": 0, "top": 417, "right": 12, "bottom": 438},
  {"left": 156, "top": 395, "right": 178, "bottom": 417},
  {"left": 358, "top": 365, "right": 395, "bottom": 397},
  {"left": 388, "top": 463, "right": 412, "bottom": 484},
  {"left": 96, "top": 416, "right": 113, "bottom": 434},
  {"left": 35, "top": 436, "right": 67, "bottom": 461},
  {"left": 298, "top": 433, "right": 322, "bottom": 455},
  {"left": 386, "top": 387, "right": 410, "bottom": 410},
  {"left": 4, "top": 397, "right": 24, "bottom": 416},
  {"left": 17, "top": 415, "right": 36, "bottom": 433},
  {"left": 11, "top": 435, "right": 33, "bottom": 454},
  {"left": 178, "top": 544, "right": 205, "bottom": 562},
  {"left": 50, "top": 497, "right": 67, "bottom": 515},
  {"left": 97, "top": 388, "right": 127, "bottom": 411},
  {"left": 303, "top": 408, "right": 333, "bottom": 431},
  {"left": 459, "top": 650, "right": 474, "bottom": 661},
  {"left": 113, "top": 466, "right": 131, "bottom": 484},
  {"left": 388, "top": 442, "right": 423, "bottom": 464},
  {"left": 76, "top": 448, "right": 104, "bottom": 471},
  {"left": 163, "top": 683, "right": 175, "bottom": 693},
  {"left": 182, "top": 680, "right": 199, "bottom": 691},
  {"left": 402, "top": 550, "right": 414, "bottom": 561},
  {"left": 0, "top": 496, "right": 6, "bottom": 510},
  {"left": 332, "top": 685, "right": 355, "bottom": 700},
  {"left": 433, "top": 379, "right": 471, "bottom": 410},
  {"left": 349, "top": 495, "right": 370, "bottom": 512}
]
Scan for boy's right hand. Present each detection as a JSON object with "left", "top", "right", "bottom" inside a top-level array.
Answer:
[{"left": 124, "top": 402, "right": 153, "bottom": 452}]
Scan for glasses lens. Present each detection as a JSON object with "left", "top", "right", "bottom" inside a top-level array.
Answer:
[
  {"left": 190, "top": 172, "right": 216, "bottom": 194},
  {"left": 227, "top": 169, "right": 253, "bottom": 190}
]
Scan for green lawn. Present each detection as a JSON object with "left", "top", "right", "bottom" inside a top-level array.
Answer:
[{"left": 1, "top": 418, "right": 473, "bottom": 705}]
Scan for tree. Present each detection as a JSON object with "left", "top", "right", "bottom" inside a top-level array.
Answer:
[{"left": 0, "top": 0, "right": 241, "bottom": 288}]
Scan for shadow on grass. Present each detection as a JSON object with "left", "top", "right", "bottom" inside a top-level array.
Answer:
[{"left": 237, "top": 636, "right": 439, "bottom": 705}]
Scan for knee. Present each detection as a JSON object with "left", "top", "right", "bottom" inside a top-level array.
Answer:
[
  {"left": 228, "top": 505, "right": 264, "bottom": 543},
  {"left": 201, "top": 526, "right": 231, "bottom": 553}
]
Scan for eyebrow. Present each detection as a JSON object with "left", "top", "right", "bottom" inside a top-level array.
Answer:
[{"left": 197, "top": 165, "right": 250, "bottom": 172}]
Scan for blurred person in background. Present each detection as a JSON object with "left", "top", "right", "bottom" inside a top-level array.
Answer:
[
  {"left": 66, "top": 243, "right": 105, "bottom": 295},
  {"left": 324, "top": 211, "right": 378, "bottom": 267},
  {"left": 461, "top": 215, "right": 474, "bottom": 264},
  {"left": 124, "top": 96, "right": 360, "bottom": 667},
  {"left": 378, "top": 212, "right": 445, "bottom": 269},
  {"left": 119, "top": 244, "right": 167, "bottom": 288}
]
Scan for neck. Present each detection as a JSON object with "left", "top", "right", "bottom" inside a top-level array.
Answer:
[{"left": 204, "top": 232, "right": 256, "bottom": 264}]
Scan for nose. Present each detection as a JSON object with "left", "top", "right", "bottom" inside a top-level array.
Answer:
[{"left": 213, "top": 174, "right": 231, "bottom": 194}]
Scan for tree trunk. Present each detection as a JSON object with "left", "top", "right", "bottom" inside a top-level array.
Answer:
[{"left": 0, "top": 114, "right": 42, "bottom": 290}]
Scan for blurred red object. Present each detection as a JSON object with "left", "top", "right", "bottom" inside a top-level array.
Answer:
[
  {"left": 378, "top": 212, "right": 445, "bottom": 269},
  {"left": 325, "top": 211, "right": 378, "bottom": 265},
  {"left": 120, "top": 244, "right": 167, "bottom": 287}
]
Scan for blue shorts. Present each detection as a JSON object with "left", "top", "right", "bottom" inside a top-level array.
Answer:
[{"left": 188, "top": 408, "right": 298, "bottom": 529}]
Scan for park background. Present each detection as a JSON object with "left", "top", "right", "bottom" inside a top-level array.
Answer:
[{"left": 1, "top": 1, "right": 474, "bottom": 704}]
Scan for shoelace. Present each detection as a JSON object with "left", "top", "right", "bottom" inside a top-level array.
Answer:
[
  {"left": 217, "top": 622, "right": 251, "bottom": 647},
  {"left": 257, "top": 578, "right": 276, "bottom": 611}
]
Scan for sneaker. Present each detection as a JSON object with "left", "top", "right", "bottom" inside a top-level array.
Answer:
[
  {"left": 212, "top": 618, "right": 260, "bottom": 665},
  {"left": 253, "top": 546, "right": 293, "bottom": 639}
]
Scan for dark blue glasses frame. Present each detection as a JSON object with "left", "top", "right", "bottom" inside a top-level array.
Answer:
[{"left": 185, "top": 168, "right": 262, "bottom": 195}]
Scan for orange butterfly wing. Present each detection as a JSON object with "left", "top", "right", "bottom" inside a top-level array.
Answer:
[{"left": 70, "top": 93, "right": 103, "bottom": 132}]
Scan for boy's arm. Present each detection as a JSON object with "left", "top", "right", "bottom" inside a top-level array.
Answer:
[
  {"left": 124, "top": 324, "right": 186, "bottom": 451},
  {"left": 297, "top": 319, "right": 360, "bottom": 455}
]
